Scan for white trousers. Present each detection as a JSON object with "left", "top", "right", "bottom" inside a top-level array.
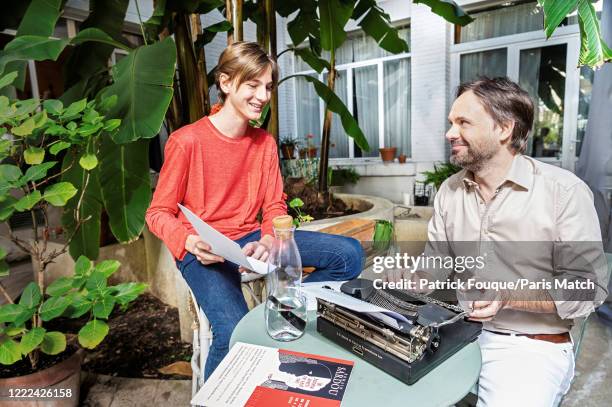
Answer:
[{"left": 476, "top": 330, "right": 575, "bottom": 407}]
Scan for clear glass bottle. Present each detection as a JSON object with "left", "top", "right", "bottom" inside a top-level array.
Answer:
[{"left": 264, "top": 215, "right": 307, "bottom": 341}]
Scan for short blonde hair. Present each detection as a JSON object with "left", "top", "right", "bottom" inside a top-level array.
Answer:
[{"left": 214, "top": 41, "right": 278, "bottom": 103}]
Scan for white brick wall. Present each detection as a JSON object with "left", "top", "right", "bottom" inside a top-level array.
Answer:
[{"left": 410, "top": 2, "right": 452, "bottom": 163}]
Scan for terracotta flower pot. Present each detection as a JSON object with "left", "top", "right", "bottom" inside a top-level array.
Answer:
[
  {"left": 307, "top": 147, "right": 318, "bottom": 158},
  {"left": 299, "top": 148, "right": 307, "bottom": 159},
  {"left": 281, "top": 145, "right": 295, "bottom": 160},
  {"left": 379, "top": 147, "right": 397, "bottom": 162},
  {"left": 0, "top": 349, "right": 84, "bottom": 407},
  {"left": 398, "top": 154, "right": 407, "bottom": 164}
]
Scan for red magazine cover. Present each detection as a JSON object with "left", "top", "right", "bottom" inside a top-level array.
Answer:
[{"left": 192, "top": 343, "right": 354, "bottom": 407}]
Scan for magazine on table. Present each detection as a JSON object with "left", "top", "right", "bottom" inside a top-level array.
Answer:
[{"left": 191, "top": 342, "right": 354, "bottom": 407}]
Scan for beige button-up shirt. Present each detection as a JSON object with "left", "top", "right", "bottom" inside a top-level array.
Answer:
[{"left": 427, "top": 154, "right": 608, "bottom": 334}]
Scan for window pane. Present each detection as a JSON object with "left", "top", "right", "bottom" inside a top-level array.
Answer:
[
  {"left": 460, "top": 49, "right": 507, "bottom": 83},
  {"left": 295, "top": 74, "right": 320, "bottom": 143},
  {"left": 576, "top": 66, "right": 594, "bottom": 157},
  {"left": 519, "top": 44, "right": 567, "bottom": 159},
  {"left": 384, "top": 58, "right": 411, "bottom": 157},
  {"left": 458, "top": 2, "right": 543, "bottom": 43},
  {"left": 457, "top": 1, "right": 603, "bottom": 43},
  {"left": 332, "top": 26, "right": 410, "bottom": 65},
  {"left": 353, "top": 65, "right": 379, "bottom": 157},
  {"left": 323, "top": 70, "right": 349, "bottom": 158}
]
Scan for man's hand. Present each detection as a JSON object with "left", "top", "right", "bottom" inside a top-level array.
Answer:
[
  {"left": 238, "top": 235, "right": 274, "bottom": 273},
  {"left": 467, "top": 298, "right": 507, "bottom": 322},
  {"left": 185, "top": 235, "right": 225, "bottom": 265}
]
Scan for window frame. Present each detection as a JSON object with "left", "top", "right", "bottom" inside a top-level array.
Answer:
[
  {"left": 293, "top": 50, "right": 412, "bottom": 162},
  {"left": 450, "top": 17, "right": 585, "bottom": 170}
]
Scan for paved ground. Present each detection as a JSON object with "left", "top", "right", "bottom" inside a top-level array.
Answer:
[
  {"left": 562, "top": 314, "right": 612, "bottom": 407},
  {"left": 80, "top": 373, "right": 191, "bottom": 406}
]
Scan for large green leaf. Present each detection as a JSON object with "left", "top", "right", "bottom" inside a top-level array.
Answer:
[
  {"left": 13, "top": 190, "right": 42, "bottom": 211},
  {"left": 63, "top": 293, "right": 92, "bottom": 318},
  {"left": 0, "top": 164, "right": 22, "bottom": 183},
  {"left": 46, "top": 277, "right": 74, "bottom": 297},
  {"left": 196, "top": 21, "right": 233, "bottom": 47},
  {"left": 0, "top": 338, "right": 22, "bottom": 365},
  {"left": 413, "top": 0, "right": 473, "bottom": 26},
  {"left": 39, "top": 296, "right": 71, "bottom": 321},
  {"left": 94, "top": 259, "right": 121, "bottom": 278},
  {"left": 20, "top": 327, "right": 45, "bottom": 355},
  {"left": 78, "top": 319, "right": 109, "bottom": 349},
  {"left": 538, "top": 0, "right": 578, "bottom": 38},
  {"left": 71, "top": 28, "right": 132, "bottom": 52},
  {"left": 13, "top": 306, "right": 36, "bottom": 327},
  {"left": 63, "top": 0, "right": 130, "bottom": 92},
  {"left": 293, "top": 48, "right": 331, "bottom": 73},
  {"left": 99, "top": 138, "right": 152, "bottom": 243},
  {"left": 286, "top": 2, "right": 320, "bottom": 46},
  {"left": 18, "top": 282, "right": 41, "bottom": 308},
  {"left": 0, "top": 36, "right": 69, "bottom": 77},
  {"left": 43, "top": 181, "right": 78, "bottom": 206},
  {"left": 355, "top": 0, "right": 409, "bottom": 54},
  {"left": 112, "top": 282, "right": 147, "bottom": 305},
  {"left": 319, "top": 0, "right": 354, "bottom": 51},
  {"left": 20, "top": 161, "right": 57, "bottom": 185},
  {"left": 92, "top": 295, "right": 116, "bottom": 319},
  {"left": 62, "top": 150, "right": 102, "bottom": 260},
  {"left": 98, "top": 37, "right": 176, "bottom": 144},
  {"left": 281, "top": 74, "right": 370, "bottom": 151},
  {"left": 85, "top": 271, "right": 107, "bottom": 292},
  {"left": 15, "top": 0, "right": 62, "bottom": 37},
  {"left": 0, "top": 304, "right": 26, "bottom": 323},
  {"left": 75, "top": 255, "right": 93, "bottom": 276},
  {"left": 6, "top": 0, "right": 63, "bottom": 89},
  {"left": 40, "top": 331, "right": 66, "bottom": 355},
  {"left": 0, "top": 71, "right": 18, "bottom": 90},
  {"left": 23, "top": 146, "right": 44, "bottom": 163},
  {"left": 576, "top": 0, "right": 612, "bottom": 67}
]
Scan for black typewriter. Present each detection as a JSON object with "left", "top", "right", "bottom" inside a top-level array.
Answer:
[{"left": 316, "top": 279, "right": 482, "bottom": 385}]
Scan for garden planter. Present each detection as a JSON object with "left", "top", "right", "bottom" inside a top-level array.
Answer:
[
  {"left": 307, "top": 147, "right": 318, "bottom": 158},
  {"left": 280, "top": 145, "right": 295, "bottom": 160},
  {"left": 398, "top": 154, "right": 407, "bottom": 164},
  {"left": 379, "top": 147, "right": 397, "bottom": 162},
  {"left": 0, "top": 349, "right": 84, "bottom": 406}
]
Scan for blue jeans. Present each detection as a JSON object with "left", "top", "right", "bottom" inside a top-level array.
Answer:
[{"left": 176, "top": 229, "right": 364, "bottom": 379}]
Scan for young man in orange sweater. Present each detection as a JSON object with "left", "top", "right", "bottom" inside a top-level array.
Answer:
[{"left": 145, "top": 42, "right": 364, "bottom": 379}]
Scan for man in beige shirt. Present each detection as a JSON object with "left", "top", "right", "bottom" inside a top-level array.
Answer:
[{"left": 419, "top": 77, "right": 608, "bottom": 406}]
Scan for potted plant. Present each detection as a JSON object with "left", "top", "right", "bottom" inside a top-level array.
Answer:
[
  {"left": 398, "top": 154, "right": 408, "bottom": 164},
  {"left": 0, "top": 73, "right": 146, "bottom": 404},
  {"left": 301, "top": 134, "right": 318, "bottom": 158},
  {"left": 414, "top": 162, "right": 461, "bottom": 206},
  {"left": 421, "top": 162, "right": 461, "bottom": 190},
  {"left": 279, "top": 136, "right": 299, "bottom": 160},
  {"left": 379, "top": 147, "right": 397, "bottom": 162},
  {"left": 328, "top": 166, "right": 360, "bottom": 193}
]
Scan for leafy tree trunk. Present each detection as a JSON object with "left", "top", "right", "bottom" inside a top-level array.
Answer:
[
  {"left": 191, "top": 14, "right": 211, "bottom": 115},
  {"left": 318, "top": 53, "right": 335, "bottom": 194},
  {"left": 226, "top": 0, "right": 244, "bottom": 43},
  {"left": 174, "top": 12, "right": 205, "bottom": 123}
]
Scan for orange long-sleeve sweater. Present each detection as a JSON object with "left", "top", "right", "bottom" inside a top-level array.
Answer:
[{"left": 145, "top": 116, "right": 287, "bottom": 260}]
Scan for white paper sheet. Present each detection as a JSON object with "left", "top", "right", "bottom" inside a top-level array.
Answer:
[
  {"left": 178, "top": 204, "right": 271, "bottom": 274},
  {"left": 302, "top": 285, "right": 409, "bottom": 323}
]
